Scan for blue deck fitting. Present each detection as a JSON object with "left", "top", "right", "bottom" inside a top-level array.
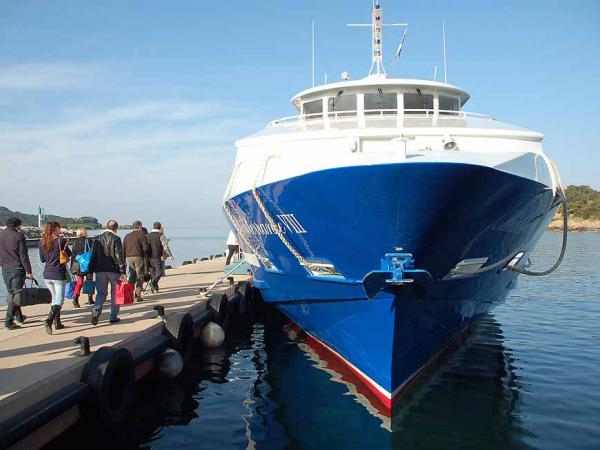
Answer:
[
  {"left": 362, "top": 252, "right": 433, "bottom": 299},
  {"left": 381, "top": 253, "right": 416, "bottom": 284}
]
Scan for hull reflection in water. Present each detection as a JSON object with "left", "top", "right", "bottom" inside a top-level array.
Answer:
[
  {"left": 278, "top": 311, "right": 523, "bottom": 438},
  {"left": 47, "top": 310, "right": 524, "bottom": 449}
]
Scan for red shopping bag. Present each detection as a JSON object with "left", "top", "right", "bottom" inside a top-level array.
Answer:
[{"left": 115, "top": 281, "right": 134, "bottom": 305}]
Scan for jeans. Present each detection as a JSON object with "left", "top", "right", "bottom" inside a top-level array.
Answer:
[
  {"left": 126, "top": 256, "right": 146, "bottom": 299},
  {"left": 2, "top": 267, "right": 25, "bottom": 326},
  {"left": 45, "top": 279, "right": 66, "bottom": 306},
  {"left": 94, "top": 272, "right": 121, "bottom": 320}
]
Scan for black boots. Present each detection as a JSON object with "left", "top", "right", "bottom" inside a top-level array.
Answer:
[
  {"left": 45, "top": 305, "right": 62, "bottom": 335},
  {"left": 73, "top": 297, "right": 81, "bottom": 308},
  {"left": 54, "top": 308, "right": 65, "bottom": 330}
]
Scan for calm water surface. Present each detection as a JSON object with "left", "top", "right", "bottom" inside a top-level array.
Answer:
[{"left": 45, "top": 232, "right": 600, "bottom": 449}]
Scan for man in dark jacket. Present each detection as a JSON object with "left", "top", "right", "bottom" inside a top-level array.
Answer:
[
  {"left": 88, "top": 219, "right": 126, "bottom": 325},
  {"left": 123, "top": 220, "right": 149, "bottom": 302},
  {"left": 0, "top": 218, "right": 32, "bottom": 329},
  {"left": 147, "top": 222, "right": 164, "bottom": 293}
]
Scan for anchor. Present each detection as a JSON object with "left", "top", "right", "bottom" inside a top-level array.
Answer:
[{"left": 362, "top": 252, "right": 433, "bottom": 299}]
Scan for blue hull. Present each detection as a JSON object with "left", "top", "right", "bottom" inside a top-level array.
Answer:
[{"left": 225, "top": 162, "right": 556, "bottom": 409}]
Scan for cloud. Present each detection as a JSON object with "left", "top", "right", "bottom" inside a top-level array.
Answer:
[
  {"left": 0, "top": 63, "right": 96, "bottom": 90},
  {"left": 0, "top": 98, "right": 264, "bottom": 228},
  {"left": 0, "top": 101, "right": 246, "bottom": 151}
]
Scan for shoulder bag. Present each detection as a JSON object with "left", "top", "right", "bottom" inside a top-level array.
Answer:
[{"left": 12, "top": 278, "right": 53, "bottom": 306}]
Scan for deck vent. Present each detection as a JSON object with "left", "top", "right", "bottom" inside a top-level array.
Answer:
[
  {"left": 444, "top": 257, "right": 489, "bottom": 279},
  {"left": 504, "top": 252, "right": 525, "bottom": 270},
  {"left": 305, "top": 260, "right": 344, "bottom": 279}
]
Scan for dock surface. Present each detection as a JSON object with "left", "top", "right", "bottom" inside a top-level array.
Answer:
[{"left": 0, "top": 258, "right": 231, "bottom": 428}]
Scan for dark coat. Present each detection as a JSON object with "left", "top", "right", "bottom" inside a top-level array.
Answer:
[
  {"left": 88, "top": 231, "right": 126, "bottom": 274},
  {"left": 39, "top": 237, "right": 72, "bottom": 281},
  {"left": 123, "top": 230, "right": 150, "bottom": 258},
  {"left": 0, "top": 228, "right": 32, "bottom": 273},
  {"left": 147, "top": 231, "right": 164, "bottom": 260}
]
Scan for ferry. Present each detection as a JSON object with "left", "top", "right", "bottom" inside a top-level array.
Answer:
[{"left": 223, "top": 1, "right": 564, "bottom": 414}]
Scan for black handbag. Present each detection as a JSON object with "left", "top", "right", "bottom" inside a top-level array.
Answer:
[{"left": 12, "top": 278, "right": 53, "bottom": 306}]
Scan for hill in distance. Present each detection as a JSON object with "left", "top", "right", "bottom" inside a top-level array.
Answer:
[{"left": 0, "top": 206, "right": 101, "bottom": 229}]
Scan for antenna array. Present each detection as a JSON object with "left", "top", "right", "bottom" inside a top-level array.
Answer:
[{"left": 347, "top": 0, "right": 408, "bottom": 77}]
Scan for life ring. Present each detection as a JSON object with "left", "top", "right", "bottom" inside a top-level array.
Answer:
[
  {"left": 83, "top": 347, "right": 135, "bottom": 430},
  {"left": 165, "top": 312, "right": 195, "bottom": 365},
  {"left": 208, "top": 293, "right": 228, "bottom": 326}
]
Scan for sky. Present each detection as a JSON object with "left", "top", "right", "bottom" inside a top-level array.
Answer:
[{"left": 0, "top": 0, "right": 599, "bottom": 232}]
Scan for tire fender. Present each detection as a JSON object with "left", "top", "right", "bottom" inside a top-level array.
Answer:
[
  {"left": 208, "top": 293, "right": 228, "bottom": 326},
  {"left": 235, "top": 281, "right": 253, "bottom": 314},
  {"left": 165, "top": 312, "right": 195, "bottom": 366},
  {"left": 83, "top": 347, "right": 135, "bottom": 431}
]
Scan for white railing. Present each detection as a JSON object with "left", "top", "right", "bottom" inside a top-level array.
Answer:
[{"left": 268, "top": 109, "right": 495, "bottom": 128}]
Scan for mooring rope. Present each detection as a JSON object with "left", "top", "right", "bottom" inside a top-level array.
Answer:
[
  {"left": 507, "top": 188, "right": 568, "bottom": 276},
  {"left": 467, "top": 187, "right": 568, "bottom": 277}
]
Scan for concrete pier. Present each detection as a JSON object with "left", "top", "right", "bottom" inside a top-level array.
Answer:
[{"left": 0, "top": 258, "right": 249, "bottom": 449}]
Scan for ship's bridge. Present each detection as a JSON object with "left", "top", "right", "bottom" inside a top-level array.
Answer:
[
  {"left": 261, "top": 76, "right": 533, "bottom": 136},
  {"left": 291, "top": 76, "right": 470, "bottom": 120}
]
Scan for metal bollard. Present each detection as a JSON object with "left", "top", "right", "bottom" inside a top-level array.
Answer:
[
  {"left": 153, "top": 305, "right": 166, "bottom": 322},
  {"left": 73, "top": 336, "right": 91, "bottom": 356}
]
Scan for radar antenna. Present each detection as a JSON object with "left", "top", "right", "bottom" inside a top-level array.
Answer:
[{"left": 348, "top": 1, "right": 408, "bottom": 77}]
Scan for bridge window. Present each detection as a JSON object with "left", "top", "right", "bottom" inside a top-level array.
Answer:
[
  {"left": 439, "top": 96, "right": 459, "bottom": 115},
  {"left": 404, "top": 91, "right": 433, "bottom": 114},
  {"left": 302, "top": 99, "right": 323, "bottom": 119},
  {"left": 365, "top": 91, "right": 397, "bottom": 115},
  {"left": 328, "top": 91, "right": 357, "bottom": 117}
]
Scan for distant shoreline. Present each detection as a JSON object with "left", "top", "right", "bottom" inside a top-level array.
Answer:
[{"left": 548, "top": 217, "right": 600, "bottom": 232}]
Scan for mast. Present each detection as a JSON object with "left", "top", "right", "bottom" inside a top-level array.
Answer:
[
  {"left": 348, "top": 1, "right": 408, "bottom": 77},
  {"left": 371, "top": 1, "right": 384, "bottom": 76}
]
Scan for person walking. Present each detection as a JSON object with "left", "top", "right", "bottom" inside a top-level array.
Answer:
[
  {"left": 225, "top": 230, "right": 240, "bottom": 265},
  {"left": 141, "top": 227, "right": 151, "bottom": 288},
  {"left": 39, "top": 221, "right": 71, "bottom": 335},
  {"left": 0, "top": 217, "right": 32, "bottom": 330},
  {"left": 159, "top": 224, "right": 174, "bottom": 264},
  {"left": 88, "top": 219, "right": 126, "bottom": 325},
  {"left": 147, "top": 222, "right": 165, "bottom": 293},
  {"left": 123, "top": 220, "right": 149, "bottom": 302},
  {"left": 70, "top": 228, "right": 94, "bottom": 308}
]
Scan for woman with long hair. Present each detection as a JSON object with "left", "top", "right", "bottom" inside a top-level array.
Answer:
[
  {"left": 39, "top": 221, "right": 71, "bottom": 334},
  {"left": 70, "top": 228, "right": 94, "bottom": 308}
]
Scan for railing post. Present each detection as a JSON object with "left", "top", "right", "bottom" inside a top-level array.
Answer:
[
  {"left": 357, "top": 94, "right": 365, "bottom": 129},
  {"left": 323, "top": 98, "right": 330, "bottom": 129},
  {"left": 397, "top": 93, "right": 404, "bottom": 129}
]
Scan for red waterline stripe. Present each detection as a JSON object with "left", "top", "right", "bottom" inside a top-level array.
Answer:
[
  {"left": 288, "top": 322, "right": 392, "bottom": 414},
  {"left": 288, "top": 319, "right": 478, "bottom": 415}
]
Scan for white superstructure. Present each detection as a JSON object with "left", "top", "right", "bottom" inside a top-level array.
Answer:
[{"left": 225, "top": 2, "right": 560, "bottom": 203}]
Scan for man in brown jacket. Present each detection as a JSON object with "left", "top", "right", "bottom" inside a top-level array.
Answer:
[{"left": 123, "top": 220, "right": 150, "bottom": 302}]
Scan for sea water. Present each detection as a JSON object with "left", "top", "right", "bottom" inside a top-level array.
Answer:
[{"left": 39, "top": 232, "right": 600, "bottom": 449}]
